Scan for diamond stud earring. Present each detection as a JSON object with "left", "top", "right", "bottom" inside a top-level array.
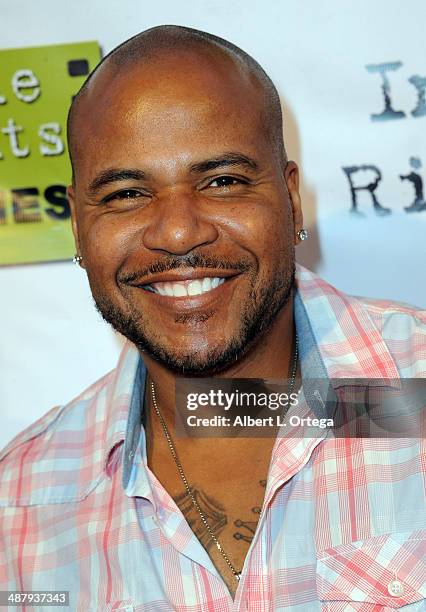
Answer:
[
  {"left": 72, "top": 254, "right": 83, "bottom": 264},
  {"left": 297, "top": 229, "right": 308, "bottom": 241}
]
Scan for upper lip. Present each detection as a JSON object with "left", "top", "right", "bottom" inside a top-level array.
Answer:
[{"left": 130, "top": 269, "right": 241, "bottom": 286}]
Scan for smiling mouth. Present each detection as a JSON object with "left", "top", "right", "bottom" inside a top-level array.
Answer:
[{"left": 142, "top": 277, "right": 226, "bottom": 297}]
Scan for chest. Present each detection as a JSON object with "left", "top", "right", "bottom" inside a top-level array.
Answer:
[
  {"left": 10, "top": 439, "right": 425, "bottom": 610},
  {"left": 146, "top": 432, "right": 277, "bottom": 596},
  {"left": 171, "top": 479, "right": 267, "bottom": 598}
]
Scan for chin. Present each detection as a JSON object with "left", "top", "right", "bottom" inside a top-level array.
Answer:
[
  {"left": 144, "top": 326, "right": 264, "bottom": 376},
  {"left": 143, "top": 343, "right": 239, "bottom": 376}
]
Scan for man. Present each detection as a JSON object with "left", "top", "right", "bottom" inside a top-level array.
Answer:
[{"left": 0, "top": 25, "right": 425, "bottom": 611}]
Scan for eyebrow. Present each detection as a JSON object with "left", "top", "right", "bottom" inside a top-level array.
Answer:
[
  {"left": 87, "top": 169, "right": 147, "bottom": 195},
  {"left": 86, "top": 153, "right": 259, "bottom": 196},
  {"left": 190, "top": 153, "right": 259, "bottom": 174}
]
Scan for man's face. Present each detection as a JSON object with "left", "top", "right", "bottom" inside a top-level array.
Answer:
[{"left": 69, "top": 50, "right": 302, "bottom": 375}]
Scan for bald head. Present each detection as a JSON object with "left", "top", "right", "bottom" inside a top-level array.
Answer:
[{"left": 67, "top": 25, "right": 286, "bottom": 179}]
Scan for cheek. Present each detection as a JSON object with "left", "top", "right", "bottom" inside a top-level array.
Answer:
[
  {"left": 219, "top": 200, "right": 292, "bottom": 263},
  {"left": 80, "top": 214, "right": 139, "bottom": 278}
]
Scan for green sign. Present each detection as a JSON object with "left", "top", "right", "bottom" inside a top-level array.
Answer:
[{"left": 0, "top": 41, "right": 101, "bottom": 265}]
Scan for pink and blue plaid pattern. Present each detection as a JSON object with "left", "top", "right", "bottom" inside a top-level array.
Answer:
[{"left": 1, "top": 265, "right": 425, "bottom": 611}]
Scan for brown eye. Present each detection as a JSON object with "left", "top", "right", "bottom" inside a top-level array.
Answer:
[
  {"left": 103, "top": 189, "right": 145, "bottom": 203},
  {"left": 118, "top": 189, "right": 140, "bottom": 198},
  {"left": 209, "top": 176, "right": 240, "bottom": 188}
]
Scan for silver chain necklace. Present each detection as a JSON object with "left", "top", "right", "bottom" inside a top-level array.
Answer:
[{"left": 150, "top": 334, "right": 298, "bottom": 582}]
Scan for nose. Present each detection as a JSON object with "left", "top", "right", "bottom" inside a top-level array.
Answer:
[{"left": 142, "top": 189, "right": 218, "bottom": 255}]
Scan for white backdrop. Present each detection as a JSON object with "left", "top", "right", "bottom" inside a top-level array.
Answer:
[{"left": 1, "top": 0, "right": 425, "bottom": 450}]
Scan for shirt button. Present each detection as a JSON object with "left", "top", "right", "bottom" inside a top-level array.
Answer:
[{"left": 388, "top": 579, "right": 404, "bottom": 597}]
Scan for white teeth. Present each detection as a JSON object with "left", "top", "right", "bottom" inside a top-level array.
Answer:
[
  {"left": 188, "top": 280, "right": 202, "bottom": 295},
  {"left": 172, "top": 283, "right": 187, "bottom": 297},
  {"left": 149, "top": 277, "right": 225, "bottom": 297}
]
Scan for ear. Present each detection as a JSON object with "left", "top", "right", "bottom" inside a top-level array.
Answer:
[
  {"left": 67, "top": 184, "right": 86, "bottom": 269},
  {"left": 284, "top": 161, "right": 304, "bottom": 244}
]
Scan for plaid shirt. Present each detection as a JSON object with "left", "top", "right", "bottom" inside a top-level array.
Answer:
[{"left": 1, "top": 265, "right": 425, "bottom": 611}]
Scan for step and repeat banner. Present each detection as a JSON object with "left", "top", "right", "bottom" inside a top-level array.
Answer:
[
  {"left": 0, "top": 42, "right": 100, "bottom": 265},
  {"left": 0, "top": 0, "right": 425, "bottom": 449}
]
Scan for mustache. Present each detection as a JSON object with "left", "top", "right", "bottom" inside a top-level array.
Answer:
[{"left": 119, "top": 252, "right": 253, "bottom": 285}]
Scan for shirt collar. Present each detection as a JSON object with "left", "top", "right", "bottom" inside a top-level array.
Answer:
[
  {"left": 103, "top": 342, "right": 143, "bottom": 480},
  {"left": 294, "top": 265, "right": 400, "bottom": 381}
]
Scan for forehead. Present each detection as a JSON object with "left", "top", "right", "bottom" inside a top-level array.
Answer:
[{"left": 72, "top": 49, "right": 270, "bottom": 178}]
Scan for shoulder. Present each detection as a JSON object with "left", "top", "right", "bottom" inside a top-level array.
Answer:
[
  {"left": 357, "top": 295, "right": 425, "bottom": 368},
  {"left": 295, "top": 265, "right": 425, "bottom": 377},
  {"left": 0, "top": 369, "right": 115, "bottom": 506},
  {"left": 354, "top": 293, "right": 426, "bottom": 339},
  {"left": 355, "top": 294, "right": 425, "bottom": 327}
]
